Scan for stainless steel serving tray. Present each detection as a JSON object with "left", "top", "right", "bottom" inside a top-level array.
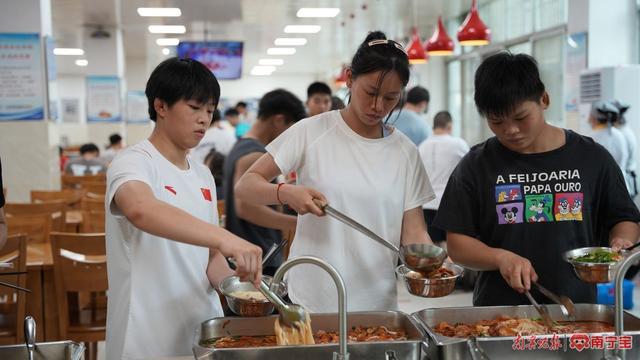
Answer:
[
  {"left": 193, "top": 311, "right": 428, "bottom": 360},
  {"left": 0, "top": 340, "right": 85, "bottom": 360},
  {"left": 413, "top": 304, "right": 640, "bottom": 360}
]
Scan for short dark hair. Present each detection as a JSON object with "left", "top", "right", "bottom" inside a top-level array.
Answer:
[
  {"left": 236, "top": 101, "right": 247, "bottom": 109},
  {"left": 307, "top": 82, "right": 332, "bottom": 98},
  {"left": 80, "top": 143, "right": 99, "bottom": 155},
  {"left": 433, "top": 111, "right": 453, "bottom": 129},
  {"left": 108, "top": 133, "right": 122, "bottom": 146},
  {"left": 406, "top": 86, "right": 430, "bottom": 105},
  {"left": 331, "top": 96, "right": 345, "bottom": 110},
  {"left": 474, "top": 52, "right": 545, "bottom": 119},
  {"left": 257, "top": 89, "right": 306, "bottom": 124},
  {"left": 145, "top": 57, "right": 220, "bottom": 122},
  {"left": 224, "top": 108, "right": 239, "bottom": 117}
]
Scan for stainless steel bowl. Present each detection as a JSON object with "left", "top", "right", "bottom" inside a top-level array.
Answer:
[
  {"left": 563, "top": 247, "right": 622, "bottom": 283},
  {"left": 396, "top": 262, "right": 463, "bottom": 298},
  {"left": 219, "top": 275, "right": 287, "bottom": 317}
]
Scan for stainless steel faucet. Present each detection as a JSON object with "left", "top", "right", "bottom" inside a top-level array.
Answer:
[
  {"left": 608, "top": 250, "right": 640, "bottom": 360},
  {"left": 272, "top": 255, "right": 350, "bottom": 360}
]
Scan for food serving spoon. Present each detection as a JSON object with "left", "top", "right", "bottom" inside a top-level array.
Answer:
[{"left": 315, "top": 201, "right": 447, "bottom": 274}]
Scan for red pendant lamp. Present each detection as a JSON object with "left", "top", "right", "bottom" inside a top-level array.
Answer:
[
  {"left": 406, "top": 27, "right": 428, "bottom": 64},
  {"left": 457, "top": 0, "right": 491, "bottom": 46},
  {"left": 335, "top": 65, "right": 348, "bottom": 87},
  {"left": 425, "top": 16, "right": 454, "bottom": 56}
]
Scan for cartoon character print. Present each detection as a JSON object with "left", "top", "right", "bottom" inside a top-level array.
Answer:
[
  {"left": 495, "top": 185, "right": 522, "bottom": 203},
  {"left": 554, "top": 193, "right": 584, "bottom": 221},
  {"left": 525, "top": 194, "right": 553, "bottom": 223},
  {"left": 496, "top": 203, "right": 524, "bottom": 225},
  {"left": 502, "top": 207, "right": 519, "bottom": 224}
]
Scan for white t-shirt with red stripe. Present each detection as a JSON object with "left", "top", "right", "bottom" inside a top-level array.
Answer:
[{"left": 105, "top": 139, "right": 222, "bottom": 360}]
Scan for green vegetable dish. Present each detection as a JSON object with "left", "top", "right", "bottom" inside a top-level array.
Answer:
[{"left": 573, "top": 249, "right": 622, "bottom": 263}]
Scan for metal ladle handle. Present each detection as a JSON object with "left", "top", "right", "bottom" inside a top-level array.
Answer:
[{"left": 318, "top": 202, "right": 400, "bottom": 254}]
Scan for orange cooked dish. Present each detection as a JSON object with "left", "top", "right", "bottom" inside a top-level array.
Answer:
[
  {"left": 205, "top": 326, "right": 408, "bottom": 349},
  {"left": 433, "top": 315, "right": 614, "bottom": 338}
]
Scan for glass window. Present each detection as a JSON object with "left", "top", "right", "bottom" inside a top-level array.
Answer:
[
  {"left": 508, "top": 42, "right": 532, "bottom": 55},
  {"left": 461, "top": 56, "right": 489, "bottom": 146},
  {"left": 535, "top": 0, "right": 568, "bottom": 31},
  {"left": 533, "top": 34, "right": 565, "bottom": 126},
  {"left": 447, "top": 61, "right": 462, "bottom": 136}
]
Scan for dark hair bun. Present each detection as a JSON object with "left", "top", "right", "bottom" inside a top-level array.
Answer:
[{"left": 364, "top": 31, "right": 387, "bottom": 43}]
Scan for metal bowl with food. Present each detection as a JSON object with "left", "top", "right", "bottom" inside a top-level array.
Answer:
[
  {"left": 563, "top": 247, "right": 623, "bottom": 283},
  {"left": 219, "top": 275, "right": 287, "bottom": 317},
  {"left": 396, "top": 262, "right": 464, "bottom": 298}
]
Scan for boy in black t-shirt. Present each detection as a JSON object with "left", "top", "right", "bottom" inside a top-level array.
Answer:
[{"left": 434, "top": 52, "right": 640, "bottom": 306}]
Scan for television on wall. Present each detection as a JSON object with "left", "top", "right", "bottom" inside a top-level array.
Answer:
[{"left": 177, "top": 41, "right": 243, "bottom": 80}]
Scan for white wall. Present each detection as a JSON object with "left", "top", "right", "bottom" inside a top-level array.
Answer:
[
  {"left": 125, "top": 57, "right": 148, "bottom": 91},
  {"left": 411, "top": 57, "right": 447, "bottom": 130},
  {"left": 588, "top": 0, "right": 638, "bottom": 67}
]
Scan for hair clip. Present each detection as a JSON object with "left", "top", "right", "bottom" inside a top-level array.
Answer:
[{"left": 367, "top": 39, "right": 408, "bottom": 55}]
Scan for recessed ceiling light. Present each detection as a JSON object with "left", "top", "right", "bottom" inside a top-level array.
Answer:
[
  {"left": 148, "top": 25, "right": 186, "bottom": 34},
  {"left": 251, "top": 65, "right": 276, "bottom": 76},
  {"left": 162, "top": 48, "right": 170, "bottom": 55},
  {"left": 156, "top": 38, "right": 180, "bottom": 46},
  {"left": 258, "top": 58, "right": 284, "bottom": 66},
  {"left": 53, "top": 48, "right": 84, "bottom": 56},
  {"left": 274, "top": 38, "right": 307, "bottom": 46},
  {"left": 75, "top": 59, "right": 88, "bottom": 66},
  {"left": 267, "top": 47, "right": 296, "bottom": 55},
  {"left": 137, "top": 8, "right": 182, "bottom": 17},
  {"left": 284, "top": 25, "right": 321, "bottom": 34},
  {"left": 296, "top": 8, "right": 340, "bottom": 18}
]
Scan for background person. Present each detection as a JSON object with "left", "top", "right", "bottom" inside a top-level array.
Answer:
[
  {"left": 64, "top": 143, "right": 107, "bottom": 176},
  {"left": 390, "top": 86, "right": 431, "bottom": 146},
  {"left": 306, "top": 81, "right": 332, "bottom": 117}
]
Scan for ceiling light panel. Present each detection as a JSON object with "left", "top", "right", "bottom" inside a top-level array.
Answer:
[
  {"left": 267, "top": 47, "right": 296, "bottom": 55},
  {"left": 274, "top": 38, "right": 307, "bottom": 46},
  {"left": 148, "top": 25, "right": 186, "bottom": 34},
  {"left": 284, "top": 25, "right": 321, "bottom": 34},
  {"left": 258, "top": 58, "right": 284, "bottom": 66},
  {"left": 53, "top": 48, "right": 84, "bottom": 55},
  {"left": 296, "top": 8, "right": 340, "bottom": 18},
  {"left": 156, "top": 38, "right": 180, "bottom": 46},
  {"left": 137, "top": 8, "right": 181, "bottom": 17}
]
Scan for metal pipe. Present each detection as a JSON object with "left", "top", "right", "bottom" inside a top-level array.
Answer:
[
  {"left": 613, "top": 250, "right": 640, "bottom": 359},
  {"left": 272, "top": 256, "right": 350, "bottom": 360}
]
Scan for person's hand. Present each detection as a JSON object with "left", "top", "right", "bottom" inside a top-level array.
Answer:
[
  {"left": 610, "top": 237, "right": 635, "bottom": 252},
  {"left": 219, "top": 236, "right": 263, "bottom": 287},
  {"left": 279, "top": 184, "right": 327, "bottom": 216},
  {"left": 495, "top": 250, "right": 538, "bottom": 293}
]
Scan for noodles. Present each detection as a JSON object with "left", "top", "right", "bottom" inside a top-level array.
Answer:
[
  {"left": 274, "top": 312, "right": 315, "bottom": 346},
  {"left": 229, "top": 290, "right": 267, "bottom": 301}
]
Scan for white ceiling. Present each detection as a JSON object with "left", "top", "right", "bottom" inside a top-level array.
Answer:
[{"left": 51, "top": 0, "right": 489, "bottom": 77}]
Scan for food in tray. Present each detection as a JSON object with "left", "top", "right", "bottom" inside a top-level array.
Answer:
[
  {"left": 202, "top": 325, "right": 408, "bottom": 349},
  {"left": 228, "top": 290, "right": 267, "bottom": 302},
  {"left": 433, "top": 315, "right": 614, "bottom": 338},
  {"left": 572, "top": 249, "right": 622, "bottom": 263}
]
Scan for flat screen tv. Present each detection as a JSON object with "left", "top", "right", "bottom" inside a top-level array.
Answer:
[{"left": 177, "top": 41, "right": 243, "bottom": 80}]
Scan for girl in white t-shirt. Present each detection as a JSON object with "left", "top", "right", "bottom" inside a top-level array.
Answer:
[{"left": 236, "top": 31, "right": 435, "bottom": 312}]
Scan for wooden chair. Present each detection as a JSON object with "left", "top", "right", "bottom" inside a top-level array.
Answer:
[
  {"left": 82, "top": 211, "right": 105, "bottom": 233},
  {"left": 61, "top": 174, "right": 106, "bottom": 190},
  {"left": 50, "top": 232, "right": 107, "bottom": 360},
  {"left": 0, "top": 234, "right": 28, "bottom": 345},
  {"left": 81, "top": 198, "right": 104, "bottom": 213},
  {"left": 81, "top": 182, "right": 106, "bottom": 196},
  {"left": 31, "top": 189, "right": 86, "bottom": 210},
  {"left": 6, "top": 214, "right": 52, "bottom": 244},
  {"left": 4, "top": 201, "right": 66, "bottom": 232}
]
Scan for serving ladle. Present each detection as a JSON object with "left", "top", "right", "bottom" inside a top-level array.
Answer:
[
  {"left": 533, "top": 282, "right": 576, "bottom": 321},
  {"left": 315, "top": 201, "right": 447, "bottom": 274}
]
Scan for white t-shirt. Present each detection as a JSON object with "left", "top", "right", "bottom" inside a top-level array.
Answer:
[
  {"left": 191, "top": 121, "right": 237, "bottom": 164},
  {"left": 619, "top": 125, "right": 637, "bottom": 194},
  {"left": 105, "top": 140, "right": 223, "bottom": 360},
  {"left": 266, "top": 110, "right": 434, "bottom": 312},
  {"left": 418, "top": 134, "right": 469, "bottom": 210},
  {"left": 591, "top": 126, "right": 629, "bottom": 173}
]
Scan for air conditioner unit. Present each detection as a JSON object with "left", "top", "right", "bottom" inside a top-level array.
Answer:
[{"left": 579, "top": 65, "right": 640, "bottom": 164}]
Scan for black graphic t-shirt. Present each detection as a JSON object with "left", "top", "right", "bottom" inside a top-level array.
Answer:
[{"left": 434, "top": 130, "right": 640, "bottom": 306}]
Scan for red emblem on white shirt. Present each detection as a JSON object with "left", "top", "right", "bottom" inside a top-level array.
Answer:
[
  {"left": 201, "top": 188, "right": 212, "bottom": 201},
  {"left": 164, "top": 185, "right": 176, "bottom": 195}
]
